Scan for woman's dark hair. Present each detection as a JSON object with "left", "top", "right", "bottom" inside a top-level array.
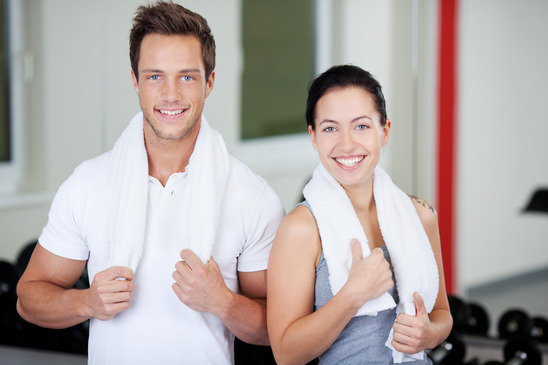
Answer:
[
  {"left": 305, "top": 65, "right": 387, "bottom": 130},
  {"left": 129, "top": 1, "right": 215, "bottom": 81}
]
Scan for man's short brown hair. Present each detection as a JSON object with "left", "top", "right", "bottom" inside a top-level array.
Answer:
[{"left": 129, "top": 1, "right": 216, "bottom": 81}]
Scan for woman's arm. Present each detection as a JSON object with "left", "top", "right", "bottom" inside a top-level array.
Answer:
[
  {"left": 390, "top": 197, "right": 453, "bottom": 353},
  {"left": 267, "top": 205, "right": 394, "bottom": 365}
]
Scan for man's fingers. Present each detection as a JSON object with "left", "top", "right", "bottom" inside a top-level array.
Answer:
[
  {"left": 370, "top": 247, "right": 384, "bottom": 257},
  {"left": 102, "top": 266, "right": 134, "bottom": 281},
  {"left": 206, "top": 256, "right": 220, "bottom": 271},
  {"left": 100, "top": 291, "right": 133, "bottom": 304},
  {"left": 179, "top": 249, "right": 204, "bottom": 269},
  {"left": 175, "top": 259, "right": 191, "bottom": 272},
  {"left": 109, "top": 278, "right": 135, "bottom": 292}
]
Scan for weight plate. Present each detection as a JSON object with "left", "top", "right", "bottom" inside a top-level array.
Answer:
[
  {"left": 448, "top": 296, "right": 470, "bottom": 333},
  {"left": 498, "top": 309, "right": 533, "bottom": 340},
  {"left": 467, "top": 302, "right": 490, "bottom": 336},
  {"left": 0, "top": 261, "right": 20, "bottom": 296},
  {"left": 530, "top": 316, "right": 548, "bottom": 343}
]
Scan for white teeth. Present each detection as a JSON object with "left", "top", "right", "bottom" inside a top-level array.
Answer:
[
  {"left": 159, "top": 109, "right": 184, "bottom": 116},
  {"left": 336, "top": 156, "right": 364, "bottom": 167}
]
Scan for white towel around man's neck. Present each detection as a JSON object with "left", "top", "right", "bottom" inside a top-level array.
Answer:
[
  {"left": 107, "top": 112, "right": 229, "bottom": 273},
  {"left": 303, "top": 163, "right": 439, "bottom": 363}
]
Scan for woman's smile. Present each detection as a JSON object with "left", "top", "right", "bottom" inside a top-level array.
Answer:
[{"left": 334, "top": 155, "right": 365, "bottom": 168}]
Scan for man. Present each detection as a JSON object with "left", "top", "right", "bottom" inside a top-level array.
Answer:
[{"left": 16, "top": 2, "right": 284, "bottom": 364}]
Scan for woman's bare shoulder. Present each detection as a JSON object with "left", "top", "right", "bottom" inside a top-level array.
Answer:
[
  {"left": 272, "top": 204, "right": 321, "bottom": 256},
  {"left": 278, "top": 204, "right": 319, "bottom": 237},
  {"left": 407, "top": 194, "right": 438, "bottom": 228}
]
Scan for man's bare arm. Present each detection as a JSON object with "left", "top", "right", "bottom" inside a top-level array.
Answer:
[{"left": 17, "top": 243, "right": 134, "bottom": 328}]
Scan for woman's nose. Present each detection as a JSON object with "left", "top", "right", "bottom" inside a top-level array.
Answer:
[{"left": 339, "top": 130, "right": 357, "bottom": 151}]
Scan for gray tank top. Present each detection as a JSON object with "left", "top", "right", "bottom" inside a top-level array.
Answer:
[{"left": 301, "top": 201, "right": 432, "bottom": 364}]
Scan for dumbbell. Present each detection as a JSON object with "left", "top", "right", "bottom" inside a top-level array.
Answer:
[
  {"left": 529, "top": 316, "right": 548, "bottom": 344},
  {"left": 0, "top": 261, "right": 65, "bottom": 350},
  {"left": 502, "top": 339, "right": 542, "bottom": 365},
  {"left": 0, "top": 260, "right": 19, "bottom": 296},
  {"left": 448, "top": 295, "right": 490, "bottom": 336},
  {"left": 499, "top": 309, "right": 532, "bottom": 340},
  {"left": 15, "top": 240, "right": 38, "bottom": 275},
  {"left": 481, "top": 339, "right": 542, "bottom": 365},
  {"left": 428, "top": 331, "right": 467, "bottom": 365},
  {"left": 498, "top": 308, "right": 548, "bottom": 343},
  {"left": 0, "top": 260, "right": 22, "bottom": 345}
]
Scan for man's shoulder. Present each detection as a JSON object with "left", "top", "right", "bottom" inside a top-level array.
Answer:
[
  {"left": 227, "top": 155, "right": 268, "bottom": 188},
  {"left": 226, "top": 155, "right": 283, "bottom": 210},
  {"left": 65, "top": 151, "right": 112, "bottom": 187}
]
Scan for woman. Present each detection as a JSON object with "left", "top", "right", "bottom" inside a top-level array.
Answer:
[{"left": 267, "top": 65, "right": 452, "bottom": 365}]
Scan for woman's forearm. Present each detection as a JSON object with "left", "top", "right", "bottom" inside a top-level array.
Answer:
[{"left": 271, "top": 289, "right": 360, "bottom": 365}]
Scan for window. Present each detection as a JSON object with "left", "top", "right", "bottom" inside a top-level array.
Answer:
[
  {"left": 241, "top": 0, "right": 314, "bottom": 139},
  {"left": 0, "top": 0, "right": 24, "bottom": 194},
  {"left": 0, "top": 0, "right": 10, "bottom": 162}
]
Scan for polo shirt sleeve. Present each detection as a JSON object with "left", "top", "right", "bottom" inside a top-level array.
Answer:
[
  {"left": 39, "top": 166, "right": 90, "bottom": 261},
  {"left": 237, "top": 183, "right": 285, "bottom": 273}
]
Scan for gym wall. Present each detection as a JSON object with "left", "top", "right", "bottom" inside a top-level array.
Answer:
[{"left": 0, "top": 0, "right": 547, "bottom": 299}]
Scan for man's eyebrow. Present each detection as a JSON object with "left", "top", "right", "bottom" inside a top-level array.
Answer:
[
  {"left": 140, "top": 68, "right": 164, "bottom": 74},
  {"left": 178, "top": 68, "right": 201, "bottom": 74},
  {"left": 140, "top": 68, "right": 202, "bottom": 74}
]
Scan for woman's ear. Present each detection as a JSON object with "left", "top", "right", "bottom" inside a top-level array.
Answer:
[
  {"left": 382, "top": 118, "right": 392, "bottom": 146},
  {"left": 308, "top": 125, "right": 318, "bottom": 151}
]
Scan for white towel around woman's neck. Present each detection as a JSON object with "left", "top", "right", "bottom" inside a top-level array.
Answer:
[
  {"left": 303, "top": 163, "right": 439, "bottom": 363},
  {"left": 107, "top": 112, "right": 229, "bottom": 273}
]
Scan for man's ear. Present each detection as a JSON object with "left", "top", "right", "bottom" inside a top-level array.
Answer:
[
  {"left": 131, "top": 69, "right": 139, "bottom": 96},
  {"left": 204, "top": 70, "right": 215, "bottom": 98}
]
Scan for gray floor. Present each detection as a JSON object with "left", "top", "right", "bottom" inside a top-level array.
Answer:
[{"left": 0, "top": 345, "right": 86, "bottom": 365}]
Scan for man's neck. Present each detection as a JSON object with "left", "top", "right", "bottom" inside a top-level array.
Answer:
[{"left": 144, "top": 128, "right": 198, "bottom": 187}]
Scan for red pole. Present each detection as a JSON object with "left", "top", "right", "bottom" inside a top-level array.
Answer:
[{"left": 436, "top": 0, "right": 458, "bottom": 295}]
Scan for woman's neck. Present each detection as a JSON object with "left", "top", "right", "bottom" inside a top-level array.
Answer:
[{"left": 344, "top": 177, "right": 376, "bottom": 216}]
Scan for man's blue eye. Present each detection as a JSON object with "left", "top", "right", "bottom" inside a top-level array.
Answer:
[
  {"left": 150, "top": 75, "right": 160, "bottom": 80},
  {"left": 182, "top": 76, "right": 193, "bottom": 81}
]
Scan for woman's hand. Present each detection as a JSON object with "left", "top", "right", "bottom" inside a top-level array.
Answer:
[
  {"left": 342, "top": 240, "right": 394, "bottom": 310},
  {"left": 391, "top": 292, "right": 436, "bottom": 354}
]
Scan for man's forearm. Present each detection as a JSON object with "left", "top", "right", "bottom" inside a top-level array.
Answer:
[
  {"left": 17, "top": 281, "right": 90, "bottom": 329},
  {"left": 217, "top": 294, "right": 268, "bottom": 346}
]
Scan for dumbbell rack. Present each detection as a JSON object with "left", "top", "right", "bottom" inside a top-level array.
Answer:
[{"left": 463, "top": 335, "right": 548, "bottom": 364}]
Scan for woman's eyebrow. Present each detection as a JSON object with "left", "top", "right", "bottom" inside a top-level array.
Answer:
[{"left": 319, "top": 115, "right": 372, "bottom": 126}]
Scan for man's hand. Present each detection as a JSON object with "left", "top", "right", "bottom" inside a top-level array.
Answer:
[
  {"left": 86, "top": 266, "right": 134, "bottom": 321},
  {"left": 172, "top": 249, "right": 232, "bottom": 314}
]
